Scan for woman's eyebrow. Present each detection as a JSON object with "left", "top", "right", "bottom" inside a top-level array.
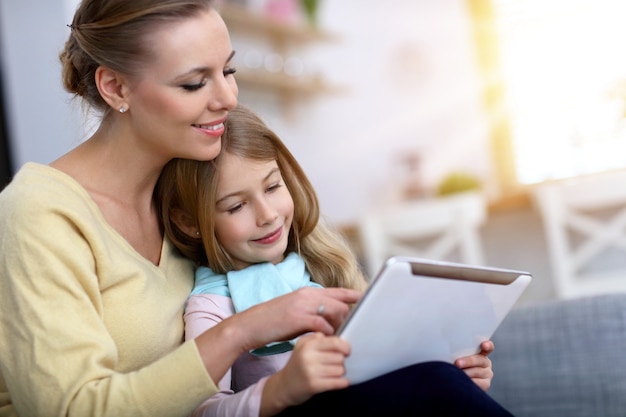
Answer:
[{"left": 175, "top": 51, "right": 237, "bottom": 80}]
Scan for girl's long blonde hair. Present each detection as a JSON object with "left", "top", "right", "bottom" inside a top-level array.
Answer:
[{"left": 155, "top": 105, "right": 367, "bottom": 290}]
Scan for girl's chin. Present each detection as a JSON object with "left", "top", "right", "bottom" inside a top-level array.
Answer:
[
  {"left": 255, "top": 253, "right": 286, "bottom": 266},
  {"left": 268, "top": 253, "right": 287, "bottom": 265}
]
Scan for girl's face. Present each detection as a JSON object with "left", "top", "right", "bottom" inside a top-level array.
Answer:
[
  {"left": 125, "top": 8, "right": 238, "bottom": 163},
  {"left": 214, "top": 152, "right": 294, "bottom": 270}
]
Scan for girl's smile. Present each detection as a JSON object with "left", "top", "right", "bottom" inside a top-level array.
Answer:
[{"left": 252, "top": 226, "right": 284, "bottom": 245}]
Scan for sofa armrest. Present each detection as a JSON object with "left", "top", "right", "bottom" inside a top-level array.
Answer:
[{"left": 489, "top": 293, "right": 626, "bottom": 417}]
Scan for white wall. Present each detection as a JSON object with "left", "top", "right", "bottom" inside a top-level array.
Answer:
[
  {"left": 0, "top": 0, "right": 490, "bottom": 226},
  {"left": 0, "top": 0, "right": 86, "bottom": 171},
  {"left": 237, "top": 0, "right": 491, "bottom": 225}
]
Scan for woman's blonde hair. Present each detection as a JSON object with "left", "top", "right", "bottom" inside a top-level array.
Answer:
[{"left": 156, "top": 105, "right": 367, "bottom": 290}]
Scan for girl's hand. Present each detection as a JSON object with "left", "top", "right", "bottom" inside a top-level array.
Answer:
[
  {"left": 455, "top": 340, "right": 494, "bottom": 391},
  {"left": 260, "top": 333, "right": 351, "bottom": 416}
]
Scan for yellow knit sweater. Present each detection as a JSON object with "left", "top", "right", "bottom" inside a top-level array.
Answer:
[{"left": 0, "top": 163, "right": 217, "bottom": 417}]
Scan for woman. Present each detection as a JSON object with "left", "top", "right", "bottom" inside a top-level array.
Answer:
[{"left": 0, "top": 2, "right": 359, "bottom": 416}]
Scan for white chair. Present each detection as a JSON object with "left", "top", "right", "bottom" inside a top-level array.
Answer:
[
  {"left": 358, "top": 192, "right": 487, "bottom": 279},
  {"left": 533, "top": 170, "right": 626, "bottom": 299}
]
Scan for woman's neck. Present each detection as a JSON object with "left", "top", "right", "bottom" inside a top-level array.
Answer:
[{"left": 50, "top": 127, "right": 167, "bottom": 264}]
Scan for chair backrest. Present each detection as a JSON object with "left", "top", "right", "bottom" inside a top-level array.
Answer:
[
  {"left": 532, "top": 170, "right": 626, "bottom": 299},
  {"left": 357, "top": 192, "right": 487, "bottom": 279}
]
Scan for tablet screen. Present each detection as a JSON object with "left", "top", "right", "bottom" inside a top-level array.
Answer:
[{"left": 337, "top": 256, "right": 531, "bottom": 384}]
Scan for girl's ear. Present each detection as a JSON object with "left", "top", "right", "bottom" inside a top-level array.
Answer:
[
  {"left": 171, "top": 208, "right": 200, "bottom": 238},
  {"left": 94, "top": 66, "right": 130, "bottom": 111}
]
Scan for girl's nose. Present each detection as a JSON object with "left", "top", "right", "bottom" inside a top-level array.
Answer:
[{"left": 256, "top": 199, "right": 278, "bottom": 226}]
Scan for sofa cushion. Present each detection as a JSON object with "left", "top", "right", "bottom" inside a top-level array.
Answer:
[{"left": 489, "top": 293, "right": 626, "bottom": 417}]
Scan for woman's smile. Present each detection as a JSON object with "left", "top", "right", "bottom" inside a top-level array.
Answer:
[{"left": 192, "top": 121, "right": 225, "bottom": 137}]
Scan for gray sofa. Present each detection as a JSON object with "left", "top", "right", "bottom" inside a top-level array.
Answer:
[{"left": 489, "top": 293, "right": 626, "bottom": 417}]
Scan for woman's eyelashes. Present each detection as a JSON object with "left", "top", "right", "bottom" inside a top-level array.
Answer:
[
  {"left": 181, "top": 78, "right": 207, "bottom": 92},
  {"left": 180, "top": 68, "right": 236, "bottom": 92}
]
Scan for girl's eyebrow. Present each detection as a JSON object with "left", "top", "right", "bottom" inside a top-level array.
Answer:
[
  {"left": 264, "top": 167, "right": 280, "bottom": 179},
  {"left": 216, "top": 167, "right": 280, "bottom": 204}
]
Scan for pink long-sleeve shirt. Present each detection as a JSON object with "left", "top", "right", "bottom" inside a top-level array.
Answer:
[{"left": 185, "top": 293, "right": 290, "bottom": 417}]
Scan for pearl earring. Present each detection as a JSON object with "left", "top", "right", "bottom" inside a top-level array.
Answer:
[
  {"left": 195, "top": 231, "right": 200, "bottom": 236},
  {"left": 119, "top": 106, "right": 127, "bottom": 113}
]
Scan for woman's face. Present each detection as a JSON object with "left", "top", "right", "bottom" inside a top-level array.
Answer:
[
  {"left": 125, "top": 8, "right": 238, "bottom": 163},
  {"left": 213, "top": 152, "right": 294, "bottom": 271}
]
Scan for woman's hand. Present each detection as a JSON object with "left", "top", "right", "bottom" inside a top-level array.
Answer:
[
  {"left": 260, "top": 333, "right": 351, "bottom": 416},
  {"left": 194, "top": 287, "right": 362, "bottom": 383},
  {"left": 454, "top": 340, "right": 494, "bottom": 391},
  {"left": 236, "top": 286, "right": 362, "bottom": 352}
]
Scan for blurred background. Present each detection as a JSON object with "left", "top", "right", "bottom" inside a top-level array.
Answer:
[{"left": 2, "top": 0, "right": 626, "bottom": 306}]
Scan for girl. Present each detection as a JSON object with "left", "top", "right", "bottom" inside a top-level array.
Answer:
[{"left": 156, "top": 105, "right": 510, "bottom": 417}]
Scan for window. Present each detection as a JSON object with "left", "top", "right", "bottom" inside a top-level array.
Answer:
[{"left": 470, "top": 0, "right": 626, "bottom": 192}]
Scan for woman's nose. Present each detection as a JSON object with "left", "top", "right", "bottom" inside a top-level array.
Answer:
[{"left": 208, "top": 75, "right": 238, "bottom": 111}]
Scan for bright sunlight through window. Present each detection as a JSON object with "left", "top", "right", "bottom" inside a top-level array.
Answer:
[{"left": 491, "top": 0, "right": 626, "bottom": 184}]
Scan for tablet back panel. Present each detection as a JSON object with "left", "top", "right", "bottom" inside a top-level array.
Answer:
[{"left": 338, "top": 256, "right": 531, "bottom": 384}]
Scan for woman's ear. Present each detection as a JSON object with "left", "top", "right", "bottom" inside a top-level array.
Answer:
[
  {"left": 94, "top": 66, "right": 130, "bottom": 111},
  {"left": 171, "top": 208, "right": 201, "bottom": 238}
]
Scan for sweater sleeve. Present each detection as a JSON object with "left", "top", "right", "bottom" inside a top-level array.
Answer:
[{"left": 0, "top": 165, "right": 217, "bottom": 417}]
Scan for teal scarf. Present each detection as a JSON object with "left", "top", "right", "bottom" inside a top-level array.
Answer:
[{"left": 191, "top": 252, "right": 322, "bottom": 355}]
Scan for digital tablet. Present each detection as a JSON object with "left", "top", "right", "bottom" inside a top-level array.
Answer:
[{"left": 337, "top": 256, "right": 532, "bottom": 384}]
